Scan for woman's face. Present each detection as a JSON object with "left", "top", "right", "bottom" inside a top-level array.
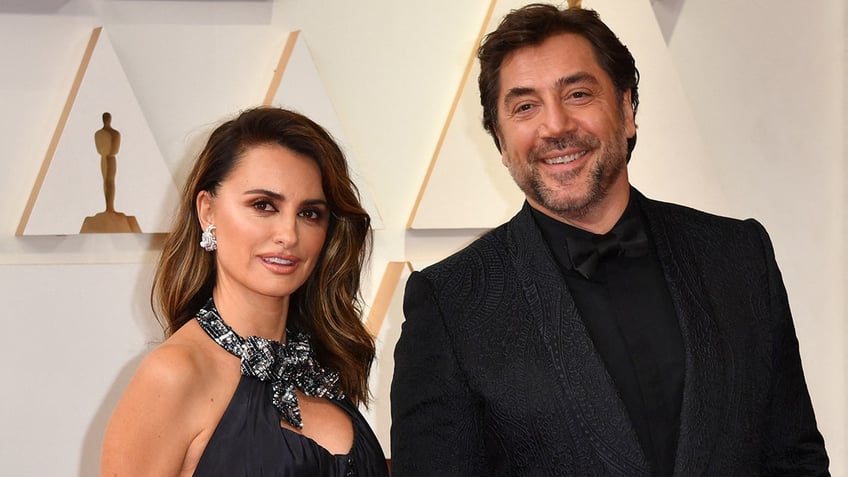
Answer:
[{"left": 197, "top": 143, "right": 329, "bottom": 305}]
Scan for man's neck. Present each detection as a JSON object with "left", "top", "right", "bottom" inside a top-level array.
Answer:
[{"left": 530, "top": 183, "right": 631, "bottom": 235}]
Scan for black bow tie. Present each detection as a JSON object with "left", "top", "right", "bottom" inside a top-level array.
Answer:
[{"left": 564, "top": 215, "right": 650, "bottom": 279}]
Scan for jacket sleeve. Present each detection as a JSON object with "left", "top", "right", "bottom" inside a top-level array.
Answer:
[
  {"left": 750, "top": 220, "right": 830, "bottom": 475},
  {"left": 390, "top": 271, "right": 489, "bottom": 476}
]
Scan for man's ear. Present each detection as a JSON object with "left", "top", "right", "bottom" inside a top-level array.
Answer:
[
  {"left": 496, "top": 130, "right": 510, "bottom": 167},
  {"left": 622, "top": 89, "right": 636, "bottom": 139},
  {"left": 196, "top": 190, "right": 214, "bottom": 229}
]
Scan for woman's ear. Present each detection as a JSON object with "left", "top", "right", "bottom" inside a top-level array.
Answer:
[{"left": 196, "top": 190, "right": 214, "bottom": 229}]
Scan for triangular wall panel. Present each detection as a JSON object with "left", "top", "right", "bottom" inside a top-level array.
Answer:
[
  {"left": 409, "top": 0, "right": 727, "bottom": 229},
  {"left": 18, "top": 27, "right": 177, "bottom": 235},
  {"left": 266, "top": 31, "right": 384, "bottom": 229},
  {"left": 19, "top": 26, "right": 384, "bottom": 235},
  {"left": 102, "top": 24, "right": 285, "bottom": 167}
]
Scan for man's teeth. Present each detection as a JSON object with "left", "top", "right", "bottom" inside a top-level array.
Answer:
[
  {"left": 264, "top": 257, "right": 294, "bottom": 265},
  {"left": 544, "top": 150, "right": 587, "bottom": 165}
]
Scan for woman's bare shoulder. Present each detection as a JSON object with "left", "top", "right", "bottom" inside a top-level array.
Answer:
[
  {"left": 101, "top": 321, "right": 235, "bottom": 475},
  {"left": 141, "top": 324, "right": 213, "bottom": 386}
]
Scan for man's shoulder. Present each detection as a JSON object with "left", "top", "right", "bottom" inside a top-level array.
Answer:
[
  {"left": 408, "top": 219, "right": 526, "bottom": 312},
  {"left": 414, "top": 210, "right": 533, "bottom": 289},
  {"left": 641, "top": 194, "right": 754, "bottom": 231},
  {"left": 421, "top": 222, "right": 511, "bottom": 273},
  {"left": 639, "top": 194, "right": 770, "bottom": 256}
]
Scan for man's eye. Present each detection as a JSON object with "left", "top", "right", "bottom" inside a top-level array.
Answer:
[{"left": 516, "top": 103, "right": 534, "bottom": 113}]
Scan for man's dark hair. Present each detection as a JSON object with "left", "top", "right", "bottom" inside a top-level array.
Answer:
[{"left": 477, "top": 3, "right": 640, "bottom": 157}]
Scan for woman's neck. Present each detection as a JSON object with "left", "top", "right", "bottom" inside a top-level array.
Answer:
[{"left": 211, "top": 287, "right": 290, "bottom": 342}]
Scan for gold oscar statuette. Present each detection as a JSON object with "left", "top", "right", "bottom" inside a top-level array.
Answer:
[{"left": 80, "top": 111, "right": 141, "bottom": 233}]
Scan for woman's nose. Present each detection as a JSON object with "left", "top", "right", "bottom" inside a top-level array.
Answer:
[{"left": 273, "top": 215, "right": 298, "bottom": 249}]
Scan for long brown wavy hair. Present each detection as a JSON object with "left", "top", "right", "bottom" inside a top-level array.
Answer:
[{"left": 152, "top": 106, "right": 375, "bottom": 405}]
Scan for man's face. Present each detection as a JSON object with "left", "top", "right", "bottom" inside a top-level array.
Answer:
[{"left": 495, "top": 32, "right": 636, "bottom": 225}]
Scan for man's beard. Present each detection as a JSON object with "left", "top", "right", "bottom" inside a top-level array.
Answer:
[{"left": 509, "top": 123, "right": 629, "bottom": 220}]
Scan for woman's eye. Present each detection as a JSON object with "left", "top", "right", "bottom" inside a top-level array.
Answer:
[
  {"left": 299, "top": 209, "right": 323, "bottom": 220},
  {"left": 253, "top": 200, "right": 276, "bottom": 212}
]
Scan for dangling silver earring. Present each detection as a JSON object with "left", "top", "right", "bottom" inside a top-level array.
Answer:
[{"left": 200, "top": 224, "right": 217, "bottom": 252}]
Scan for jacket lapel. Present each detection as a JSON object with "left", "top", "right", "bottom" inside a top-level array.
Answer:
[
  {"left": 506, "top": 203, "right": 649, "bottom": 473},
  {"left": 638, "top": 193, "right": 730, "bottom": 474}
]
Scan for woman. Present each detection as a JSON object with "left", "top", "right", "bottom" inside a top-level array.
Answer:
[{"left": 101, "top": 107, "right": 388, "bottom": 476}]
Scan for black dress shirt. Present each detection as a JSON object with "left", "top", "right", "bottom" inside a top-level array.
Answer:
[{"left": 530, "top": 198, "right": 685, "bottom": 477}]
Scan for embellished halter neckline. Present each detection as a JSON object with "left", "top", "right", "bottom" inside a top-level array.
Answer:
[{"left": 195, "top": 298, "right": 345, "bottom": 428}]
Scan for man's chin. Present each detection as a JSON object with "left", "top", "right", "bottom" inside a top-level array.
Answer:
[{"left": 529, "top": 192, "right": 594, "bottom": 219}]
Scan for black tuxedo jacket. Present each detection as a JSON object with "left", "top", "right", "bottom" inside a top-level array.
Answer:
[{"left": 391, "top": 192, "right": 828, "bottom": 476}]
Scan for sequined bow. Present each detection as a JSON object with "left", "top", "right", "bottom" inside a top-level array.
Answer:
[{"left": 196, "top": 298, "right": 344, "bottom": 428}]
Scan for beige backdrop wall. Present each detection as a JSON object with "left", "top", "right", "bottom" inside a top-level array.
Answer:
[{"left": 0, "top": 0, "right": 844, "bottom": 475}]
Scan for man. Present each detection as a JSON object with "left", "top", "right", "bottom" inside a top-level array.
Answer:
[{"left": 391, "top": 4, "right": 829, "bottom": 476}]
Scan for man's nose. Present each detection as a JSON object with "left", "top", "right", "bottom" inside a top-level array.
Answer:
[{"left": 538, "top": 102, "right": 575, "bottom": 139}]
